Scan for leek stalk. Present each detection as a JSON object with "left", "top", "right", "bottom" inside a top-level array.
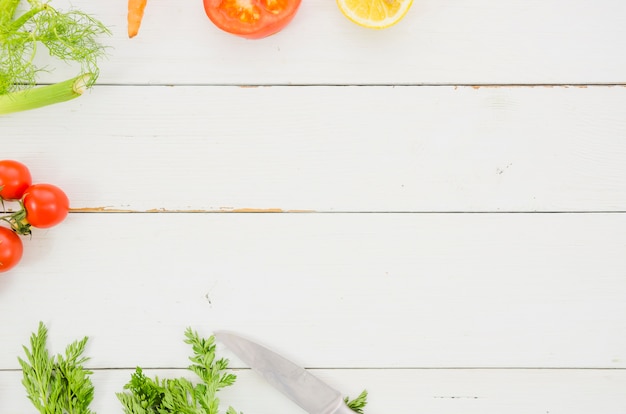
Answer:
[{"left": 0, "top": 73, "right": 93, "bottom": 115}]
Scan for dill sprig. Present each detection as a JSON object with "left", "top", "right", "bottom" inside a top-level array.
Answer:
[
  {"left": 0, "top": 0, "right": 110, "bottom": 95},
  {"left": 117, "top": 328, "right": 240, "bottom": 414},
  {"left": 18, "top": 321, "right": 95, "bottom": 414}
]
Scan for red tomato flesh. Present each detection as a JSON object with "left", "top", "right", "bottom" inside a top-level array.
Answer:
[
  {"left": 203, "top": 0, "right": 302, "bottom": 39},
  {"left": 0, "top": 226, "right": 23, "bottom": 273},
  {"left": 0, "top": 160, "right": 32, "bottom": 200},
  {"left": 23, "top": 184, "right": 70, "bottom": 229}
]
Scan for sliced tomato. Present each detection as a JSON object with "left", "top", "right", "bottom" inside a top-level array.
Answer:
[{"left": 203, "top": 0, "right": 302, "bottom": 39}]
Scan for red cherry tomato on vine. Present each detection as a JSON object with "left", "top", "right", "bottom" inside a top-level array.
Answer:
[
  {"left": 0, "top": 160, "right": 32, "bottom": 200},
  {"left": 0, "top": 226, "right": 23, "bottom": 273},
  {"left": 23, "top": 184, "right": 70, "bottom": 228},
  {"left": 203, "top": 0, "right": 302, "bottom": 39}
]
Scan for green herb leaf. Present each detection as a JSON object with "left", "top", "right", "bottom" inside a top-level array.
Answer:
[
  {"left": 18, "top": 321, "right": 95, "bottom": 414},
  {"left": 0, "top": 0, "right": 110, "bottom": 113},
  {"left": 345, "top": 390, "right": 369, "bottom": 414},
  {"left": 117, "top": 328, "right": 241, "bottom": 414}
]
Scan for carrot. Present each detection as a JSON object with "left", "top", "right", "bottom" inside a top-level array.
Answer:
[{"left": 127, "top": 0, "right": 147, "bottom": 38}]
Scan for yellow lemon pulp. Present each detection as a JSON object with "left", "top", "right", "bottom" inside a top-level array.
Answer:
[{"left": 337, "top": 0, "right": 413, "bottom": 29}]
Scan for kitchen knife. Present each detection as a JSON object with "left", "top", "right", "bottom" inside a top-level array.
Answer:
[{"left": 214, "top": 331, "right": 356, "bottom": 414}]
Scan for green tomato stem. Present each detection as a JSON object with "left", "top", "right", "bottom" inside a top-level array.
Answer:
[
  {"left": 0, "top": 200, "right": 31, "bottom": 236},
  {"left": 0, "top": 73, "right": 93, "bottom": 115}
]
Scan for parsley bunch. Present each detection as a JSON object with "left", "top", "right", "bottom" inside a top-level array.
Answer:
[
  {"left": 18, "top": 322, "right": 95, "bottom": 414},
  {"left": 117, "top": 328, "right": 240, "bottom": 414}
]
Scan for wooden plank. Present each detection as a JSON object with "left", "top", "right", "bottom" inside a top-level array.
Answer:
[
  {"left": 25, "top": 0, "right": 626, "bottom": 85},
  {"left": 4, "top": 85, "right": 626, "bottom": 212},
  {"left": 2, "top": 368, "right": 626, "bottom": 413},
  {"left": 1, "top": 212, "right": 625, "bottom": 369}
]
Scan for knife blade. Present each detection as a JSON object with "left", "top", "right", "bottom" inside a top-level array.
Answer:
[{"left": 214, "top": 331, "right": 355, "bottom": 414}]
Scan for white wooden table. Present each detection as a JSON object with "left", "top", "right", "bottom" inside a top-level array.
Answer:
[{"left": 2, "top": 0, "right": 626, "bottom": 412}]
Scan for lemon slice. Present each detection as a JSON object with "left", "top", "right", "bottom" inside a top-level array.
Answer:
[{"left": 337, "top": 0, "right": 413, "bottom": 29}]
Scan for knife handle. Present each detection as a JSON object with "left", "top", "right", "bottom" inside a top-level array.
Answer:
[{"left": 333, "top": 401, "right": 358, "bottom": 414}]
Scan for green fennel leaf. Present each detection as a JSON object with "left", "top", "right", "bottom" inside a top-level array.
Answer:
[{"left": 0, "top": 0, "right": 110, "bottom": 95}]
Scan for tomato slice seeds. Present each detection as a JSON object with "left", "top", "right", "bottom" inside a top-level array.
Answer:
[{"left": 203, "top": 0, "right": 301, "bottom": 39}]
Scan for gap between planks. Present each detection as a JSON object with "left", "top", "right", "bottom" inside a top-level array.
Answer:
[
  {"left": 29, "top": 83, "right": 626, "bottom": 88},
  {"left": 2, "top": 367, "right": 626, "bottom": 372},
  {"left": 67, "top": 209, "right": 626, "bottom": 214}
]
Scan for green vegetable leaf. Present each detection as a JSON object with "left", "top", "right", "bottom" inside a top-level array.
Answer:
[
  {"left": 0, "top": 0, "right": 109, "bottom": 113},
  {"left": 1, "top": 0, "right": 110, "bottom": 93},
  {"left": 345, "top": 390, "right": 369, "bottom": 414},
  {"left": 117, "top": 328, "right": 240, "bottom": 414},
  {"left": 18, "top": 321, "right": 95, "bottom": 414}
]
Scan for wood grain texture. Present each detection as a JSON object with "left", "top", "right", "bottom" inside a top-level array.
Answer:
[
  {"left": 2, "top": 368, "right": 626, "bottom": 413},
  {"left": 3, "top": 0, "right": 626, "bottom": 412},
  {"left": 3, "top": 85, "right": 626, "bottom": 212},
  {"left": 1, "top": 213, "right": 625, "bottom": 370},
  {"left": 27, "top": 0, "right": 626, "bottom": 85}
]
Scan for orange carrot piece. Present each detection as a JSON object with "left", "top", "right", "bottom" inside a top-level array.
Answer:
[{"left": 128, "top": 0, "right": 147, "bottom": 38}]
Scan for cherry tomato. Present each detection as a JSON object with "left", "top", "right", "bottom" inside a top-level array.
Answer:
[
  {"left": 0, "top": 226, "right": 23, "bottom": 273},
  {"left": 0, "top": 160, "right": 32, "bottom": 200},
  {"left": 23, "top": 184, "right": 70, "bottom": 228},
  {"left": 203, "top": 0, "right": 302, "bottom": 39}
]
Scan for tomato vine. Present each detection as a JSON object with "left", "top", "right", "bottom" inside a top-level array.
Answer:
[{"left": 0, "top": 160, "right": 69, "bottom": 273}]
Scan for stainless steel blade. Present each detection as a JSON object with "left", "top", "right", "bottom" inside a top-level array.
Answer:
[{"left": 215, "top": 331, "right": 352, "bottom": 414}]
